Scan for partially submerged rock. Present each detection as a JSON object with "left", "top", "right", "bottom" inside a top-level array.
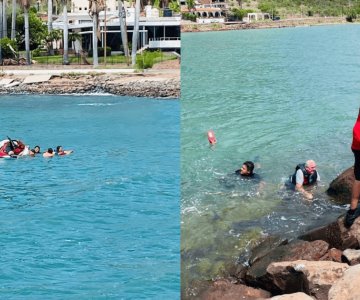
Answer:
[{"left": 327, "top": 166, "right": 354, "bottom": 204}]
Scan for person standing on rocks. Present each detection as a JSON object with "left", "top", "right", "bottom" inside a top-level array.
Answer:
[{"left": 345, "top": 108, "right": 360, "bottom": 228}]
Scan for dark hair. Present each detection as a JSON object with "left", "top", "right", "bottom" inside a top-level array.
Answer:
[
  {"left": 34, "top": 145, "right": 40, "bottom": 153},
  {"left": 48, "top": 148, "right": 53, "bottom": 154},
  {"left": 243, "top": 161, "right": 254, "bottom": 175},
  {"left": 56, "top": 146, "right": 62, "bottom": 153}
]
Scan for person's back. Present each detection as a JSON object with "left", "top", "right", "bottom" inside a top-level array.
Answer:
[{"left": 43, "top": 148, "right": 55, "bottom": 158}]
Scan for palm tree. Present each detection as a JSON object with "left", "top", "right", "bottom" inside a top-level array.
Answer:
[
  {"left": 89, "top": 0, "right": 105, "bottom": 67},
  {"left": 62, "top": 0, "right": 69, "bottom": 64},
  {"left": 118, "top": 0, "right": 129, "bottom": 65},
  {"left": 0, "top": 0, "right": 3, "bottom": 39},
  {"left": 11, "top": 0, "right": 16, "bottom": 39},
  {"left": 20, "top": 0, "right": 31, "bottom": 64},
  {"left": 69, "top": 31, "right": 81, "bottom": 52},
  {"left": 48, "top": 0, "right": 53, "bottom": 32},
  {"left": 0, "top": 0, "right": 3, "bottom": 64},
  {"left": 131, "top": 0, "right": 140, "bottom": 66},
  {"left": 2, "top": 0, "right": 7, "bottom": 37}
]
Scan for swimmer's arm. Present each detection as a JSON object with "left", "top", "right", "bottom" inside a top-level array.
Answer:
[{"left": 295, "top": 183, "right": 313, "bottom": 200}]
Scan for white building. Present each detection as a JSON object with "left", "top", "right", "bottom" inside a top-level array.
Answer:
[{"left": 53, "top": 0, "right": 181, "bottom": 53}]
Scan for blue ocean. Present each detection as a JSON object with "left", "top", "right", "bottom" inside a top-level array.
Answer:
[
  {"left": 181, "top": 24, "right": 360, "bottom": 296},
  {"left": 0, "top": 95, "right": 180, "bottom": 299}
]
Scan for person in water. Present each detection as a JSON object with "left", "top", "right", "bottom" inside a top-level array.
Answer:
[
  {"left": 235, "top": 161, "right": 256, "bottom": 177},
  {"left": 56, "top": 146, "right": 73, "bottom": 156},
  {"left": 43, "top": 148, "right": 55, "bottom": 158},
  {"left": 289, "top": 160, "right": 319, "bottom": 200},
  {"left": 345, "top": 108, "right": 360, "bottom": 228},
  {"left": 29, "top": 145, "right": 41, "bottom": 156}
]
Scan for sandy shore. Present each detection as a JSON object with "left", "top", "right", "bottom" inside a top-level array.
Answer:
[
  {"left": 181, "top": 16, "right": 352, "bottom": 33},
  {"left": 0, "top": 59, "right": 180, "bottom": 99}
]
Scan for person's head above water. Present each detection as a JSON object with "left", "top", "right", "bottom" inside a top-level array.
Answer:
[
  {"left": 34, "top": 145, "right": 40, "bottom": 153},
  {"left": 240, "top": 161, "right": 255, "bottom": 176},
  {"left": 305, "top": 160, "right": 317, "bottom": 175},
  {"left": 47, "top": 148, "right": 53, "bottom": 154},
  {"left": 56, "top": 146, "right": 63, "bottom": 153}
]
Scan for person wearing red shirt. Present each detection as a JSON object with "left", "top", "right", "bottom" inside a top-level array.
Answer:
[{"left": 345, "top": 108, "right": 360, "bottom": 227}]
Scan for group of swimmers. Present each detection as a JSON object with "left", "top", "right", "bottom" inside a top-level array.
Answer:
[
  {"left": 30, "top": 145, "right": 73, "bottom": 158},
  {"left": 235, "top": 159, "right": 319, "bottom": 200}
]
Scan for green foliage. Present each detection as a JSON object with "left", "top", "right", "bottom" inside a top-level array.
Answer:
[
  {"left": 231, "top": 8, "right": 254, "bottom": 20},
  {"left": 153, "top": 0, "right": 160, "bottom": 9},
  {"left": 136, "top": 50, "right": 163, "bottom": 70},
  {"left": 257, "top": 0, "right": 359, "bottom": 17},
  {"left": 0, "top": 37, "right": 18, "bottom": 59},
  {"left": 182, "top": 12, "right": 197, "bottom": 21},
  {"left": 186, "top": 0, "right": 195, "bottom": 10},
  {"left": 346, "top": 8, "right": 357, "bottom": 21},
  {"left": 169, "top": 0, "right": 180, "bottom": 13},
  {"left": 258, "top": 1, "right": 278, "bottom": 16},
  {"left": 16, "top": 9, "right": 47, "bottom": 50}
]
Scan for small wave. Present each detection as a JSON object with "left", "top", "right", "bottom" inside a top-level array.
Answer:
[{"left": 78, "top": 103, "right": 117, "bottom": 106}]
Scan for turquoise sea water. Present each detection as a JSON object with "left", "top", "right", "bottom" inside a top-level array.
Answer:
[
  {"left": 181, "top": 24, "right": 360, "bottom": 296},
  {"left": 0, "top": 95, "right": 179, "bottom": 299}
]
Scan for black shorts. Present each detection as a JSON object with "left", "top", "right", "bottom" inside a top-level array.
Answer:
[{"left": 353, "top": 150, "right": 360, "bottom": 180}]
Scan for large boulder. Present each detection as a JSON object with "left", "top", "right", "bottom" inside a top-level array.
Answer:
[
  {"left": 266, "top": 260, "right": 349, "bottom": 300},
  {"left": 327, "top": 166, "right": 354, "bottom": 204},
  {"left": 198, "top": 279, "right": 271, "bottom": 300},
  {"left": 328, "top": 264, "right": 360, "bottom": 299},
  {"left": 245, "top": 240, "right": 329, "bottom": 292},
  {"left": 299, "top": 215, "right": 360, "bottom": 250},
  {"left": 341, "top": 249, "right": 360, "bottom": 265}
]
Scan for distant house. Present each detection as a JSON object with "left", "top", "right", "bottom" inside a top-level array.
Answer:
[
  {"left": 244, "top": 12, "right": 271, "bottom": 23},
  {"left": 181, "top": 0, "right": 228, "bottom": 23}
]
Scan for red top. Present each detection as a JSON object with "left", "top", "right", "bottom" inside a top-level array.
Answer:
[{"left": 352, "top": 111, "right": 360, "bottom": 150}]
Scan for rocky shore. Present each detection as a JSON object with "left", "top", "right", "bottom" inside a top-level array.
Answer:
[
  {"left": 194, "top": 166, "right": 360, "bottom": 300},
  {"left": 0, "top": 60, "right": 180, "bottom": 99},
  {"left": 181, "top": 17, "right": 351, "bottom": 33}
]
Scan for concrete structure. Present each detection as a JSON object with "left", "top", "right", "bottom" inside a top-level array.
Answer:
[{"left": 52, "top": 2, "right": 181, "bottom": 54}]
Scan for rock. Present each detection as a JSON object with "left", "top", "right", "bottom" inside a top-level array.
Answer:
[
  {"left": 319, "top": 248, "right": 343, "bottom": 263},
  {"left": 299, "top": 216, "right": 360, "bottom": 250},
  {"left": 266, "top": 260, "right": 349, "bottom": 300},
  {"left": 270, "top": 292, "right": 314, "bottom": 299},
  {"left": 328, "top": 264, "right": 360, "bottom": 299},
  {"left": 248, "top": 236, "right": 289, "bottom": 266},
  {"left": 245, "top": 240, "right": 329, "bottom": 292},
  {"left": 342, "top": 249, "right": 360, "bottom": 265},
  {"left": 327, "top": 166, "right": 354, "bottom": 204},
  {"left": 198, "top": 279, "right": 271, "bottom": 300}
]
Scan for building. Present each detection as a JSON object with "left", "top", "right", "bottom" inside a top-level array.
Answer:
[{"left": 52, "top": 1, "right": 181, "bottom": 54}]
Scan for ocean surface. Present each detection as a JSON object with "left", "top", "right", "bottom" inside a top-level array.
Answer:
[
  {"left": 181, "top": 24, "right": 360, "bottom": 297},
  {"left": 0, "top": 95, "right": 180, "bottom": 299}
]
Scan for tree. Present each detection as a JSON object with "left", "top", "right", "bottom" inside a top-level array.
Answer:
[
  {"left": 131, "top": 0, "right": 140, "bottom": 66},
  {"left": 11, "top": 0, "right": 16, "bottom": 39},
  {"left": 169, "top": 0, "right": 180, "bottom": 13},
  {"left": 62, "top": 0, "right": 69, "bottom": 64},
  {"left": 44, "top": 28, "right": 61, "bottom": 54},
  {"left": 16, "top": 8, "right": 47, "bottom": 50},
  {"left": 3, "top": 0, "right": 7, "bottom": 37},
  {"left": 20, "top": 0, "right": 31, "bottom": 64},
  {"left": 89, "top": 0, "right": 105, "bottom": 67},
  {"left": 118, "top": 0, "right": 129, "bottom": 65},
  {"left": 69, "top": 31, "right": 82, "bottom": 52},
  {"left": 48, "top": 0, "right": 53, "bottom": 32}
]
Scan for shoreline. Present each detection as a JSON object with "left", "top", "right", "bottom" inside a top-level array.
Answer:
[
  {"left": 181, "top": 16, "right": 354, "bottom": 33},
  {"left": 0, "top": 60, "right": 180, "bottom": 99}
]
